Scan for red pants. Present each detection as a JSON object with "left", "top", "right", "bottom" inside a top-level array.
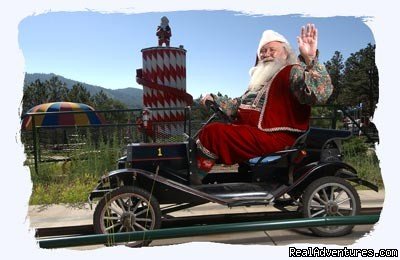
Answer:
[{"left": 198, "top": 122, "right": 299, "bottom": 165}]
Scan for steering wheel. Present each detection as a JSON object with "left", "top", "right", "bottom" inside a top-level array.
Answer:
[
  {"left": 192, "top": 99, "right": 232, "bottom": 139},
  {"left": 204, "top": 100, "right": 232, "bottom": 122}
]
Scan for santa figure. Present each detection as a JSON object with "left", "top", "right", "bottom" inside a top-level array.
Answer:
[
  {"left": 156, "top": 16, "right": 172, "bottom": 47},
  {"left": 195, "top": 24, "right": 333, "bottom": 182}
]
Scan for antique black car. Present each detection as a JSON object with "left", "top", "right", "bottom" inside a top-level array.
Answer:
[{"left": 88, "top": 102, "right": 378, "bottom": 247}]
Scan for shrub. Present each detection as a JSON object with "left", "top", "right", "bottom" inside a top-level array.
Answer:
[
  {"left": 342, "top": 136, "right": 369, "bottom": 156},
  {"left": 342, "top": 137, "right": 383, "bottom": 188}
]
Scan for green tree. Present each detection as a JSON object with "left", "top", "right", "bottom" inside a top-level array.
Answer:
[
  {"left": 45, "top": 76, "right": 69, "bottom": 102},
  {"left": 91, "top": 90, "right": 112, "bottom": 110},
  {"left": 22, "top": 77, "right": 133, "bottom": 126},
  {"left": 339, "top": 44, "right": 378, "bottom": 117},
  {"left": 68, "top": 83, "right": 92, "bottom": 104},
  {"left": 22, "top": 79, "right": 48, "bottom": 113},
  {"left": 91, "top": 90, "right": 128, "bottom": 123},
  {"left": 324, "top": 51, "right": 344, "bottom": 104}
]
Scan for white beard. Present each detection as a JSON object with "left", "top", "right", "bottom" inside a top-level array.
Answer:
[{"left": 247, "top": 58, "right": 287, "bottom": 92}]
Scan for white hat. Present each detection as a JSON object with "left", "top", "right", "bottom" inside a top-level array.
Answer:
[{"left": 257, "top": 30, "right": 290, "bottom": 58}]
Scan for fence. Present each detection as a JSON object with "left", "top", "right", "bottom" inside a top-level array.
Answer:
[
  {"left": 21, "top": 107, "right": 199, "bottom": 175},
  {"left": 21, "top": 105, "right": 377, "bottom": 176}
]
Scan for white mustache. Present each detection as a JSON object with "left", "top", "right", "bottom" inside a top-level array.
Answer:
[
  {"left": 248, "top": 59, "right": 286, "bottom": 91},
  {"left": 261, "top": 58, "right": 274, "bottom": 63}
]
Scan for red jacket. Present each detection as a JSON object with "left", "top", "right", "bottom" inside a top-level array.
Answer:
[{"left": 236, "top": 65, "right": 310, "bottom": 133}]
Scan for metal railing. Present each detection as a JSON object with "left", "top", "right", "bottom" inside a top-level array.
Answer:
[
  {"left": 21, "top": 105, "right": 378, "bottom": 175},
  {"left": 21, "top": 107, "right": 191, "bottom": 175},
  {"left": 38, "top": 215, "right": 380, "bottom": 249}
]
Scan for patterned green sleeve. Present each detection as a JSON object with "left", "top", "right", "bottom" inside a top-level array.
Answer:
[
  {"left": 290, "top": 57, "right": 333, "bottom": 105},
  {"left": 211, "top": 93, "right": 241, "bottom": 118}
]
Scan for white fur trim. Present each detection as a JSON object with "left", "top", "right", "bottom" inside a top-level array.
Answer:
[
  {"left": 239, "top": 104, "right": 262, "bottom": 112},
  {"left": 196, "top": 139, "right": 219, "bottom": 160}
]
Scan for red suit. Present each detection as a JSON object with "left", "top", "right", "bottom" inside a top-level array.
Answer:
[
  {"left": 197, "top": 65, "right": 310, "bottom": 165},
  {"left": 156, "top": 26, "right": 171, "bottom": 47}
]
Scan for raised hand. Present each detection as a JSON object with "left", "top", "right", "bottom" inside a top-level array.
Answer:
[{"left": 297, "top": 23, "right": 318, "bottom": 65}]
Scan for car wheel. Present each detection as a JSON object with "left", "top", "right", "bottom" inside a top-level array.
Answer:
[
  {"left": 302, "top": 176, "right": 361, "bottom": 237},
  {"left": 93, "top": 186, "right": 161, "bottom": 247}
]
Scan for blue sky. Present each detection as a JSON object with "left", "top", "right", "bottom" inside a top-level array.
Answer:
[{"left": 19, "top": 11, "right": 374, "bottom": 99}]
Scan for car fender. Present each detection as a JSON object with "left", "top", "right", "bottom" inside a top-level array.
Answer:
[
  {"left": 89, "top": 168, "right": 227, "bottom": 205},
  {"left": 287, "top": 161, "right": 378, "bottom": 194}
]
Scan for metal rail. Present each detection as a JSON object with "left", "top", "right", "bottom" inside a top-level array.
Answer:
[
  {"left": 35, "top": 207, "right": 381, "bottom": 238},
  {"left": 38, "top": 214, "right": 380, "bottom": 249}
]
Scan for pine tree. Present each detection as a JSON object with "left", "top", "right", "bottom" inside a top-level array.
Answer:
[
  {"left": 324, "top": 51, "right": 344, "bottom": 104},
  {"left": 68, "top": 83, "right": 92, "bottom": 105},
  {"left": 339, "top": 44, "right": 378, "bottom": 117}
]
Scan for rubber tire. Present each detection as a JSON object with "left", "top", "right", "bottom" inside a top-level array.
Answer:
[
  {"left": 93, "top": 186, "right": 162, "bottom": 247},
  {"left": 302, "top": 176, "right": 361, "bottom": 237}
]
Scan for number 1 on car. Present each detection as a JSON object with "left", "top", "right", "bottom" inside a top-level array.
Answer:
[{"left": 157, "top": 147, "right": 163, "bottom": 157}]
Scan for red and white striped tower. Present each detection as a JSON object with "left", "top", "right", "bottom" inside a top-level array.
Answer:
[{"left": 136, "top": 46, "right": 193, "bottom": 137}]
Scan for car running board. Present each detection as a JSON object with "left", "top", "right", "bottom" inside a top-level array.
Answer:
[{"left": 194, "top": 182, "right": 289, "bottom": 207}]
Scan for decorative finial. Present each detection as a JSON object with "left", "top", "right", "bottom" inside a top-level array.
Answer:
[{"left": 156, "top": 16, "right": 172, "bottom": 47}]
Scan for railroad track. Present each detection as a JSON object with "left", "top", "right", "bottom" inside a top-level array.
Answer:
[{"left": 35, "top": 207, "right": 382, "bottom": 239}]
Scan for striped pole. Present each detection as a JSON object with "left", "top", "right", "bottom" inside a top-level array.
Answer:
[{"left": 137, "top": 46, "right": 193, "bottom": 138}]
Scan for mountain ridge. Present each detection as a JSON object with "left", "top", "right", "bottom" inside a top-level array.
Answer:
[{"left": 24, "top": 73, "right": 143, "bottom": 108}]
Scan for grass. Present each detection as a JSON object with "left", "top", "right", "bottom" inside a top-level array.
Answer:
[
  {"left": 342, "top": 136, "right": 383, "bottom": 188},
  {"left": 28, "top": 128, "right": 127, "bottom": 205},
  {"left": 30, "top": 173, "right": 98, "bottom": 205},
  {"left": 345, "top": 155, "right": 382, "bottom": 188}
]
